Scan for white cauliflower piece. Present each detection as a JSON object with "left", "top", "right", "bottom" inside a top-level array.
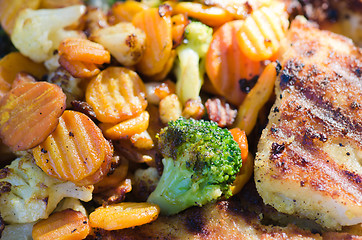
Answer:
[
  {"left": 44, "top": 53, "right": 60, "bottom": 72},
  {"left": 91, "top": 22, "right": 146, "bottom": 66},
  {"left": 1, "top": 221, "right": 35, "bottom": 240},
  {"left": 54, "top": 198, "right": 87, "bottom": 216},
  {"left": 0, "top": 155, "right": 93, "bottom": 224},
  {"left": 10, "top": 5, "right": 86, "bottom": 63},
  {"left": 132, "top": 167, "right": 160, "bottom": 201}
]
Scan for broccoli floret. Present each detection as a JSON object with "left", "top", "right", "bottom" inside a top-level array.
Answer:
[
  {"left": 175, "top": 21, "right": 213, "bottom": 104},
  {"left": 147, "top": 117, "right": 242, "bottom": 215}
]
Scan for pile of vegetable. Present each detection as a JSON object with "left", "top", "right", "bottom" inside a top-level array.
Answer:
[{"left": 0, "top": 0, "right": 288, "bottom": 238}]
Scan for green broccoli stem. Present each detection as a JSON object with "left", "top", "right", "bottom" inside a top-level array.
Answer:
[
  {"left": 147, "top": 157, "right": 222, "bottom": 215},
  {"left": 175, "top": 48, "right": 203, "bottom": 105}
]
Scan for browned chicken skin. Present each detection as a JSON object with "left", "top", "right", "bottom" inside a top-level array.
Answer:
[{"left": 255, "top": 17, "right": 362, "bottom": 230}]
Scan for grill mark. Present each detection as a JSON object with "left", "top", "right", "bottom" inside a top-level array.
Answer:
[
  {"left": 270, "top": 142, "right": 285, "bottom": 160},
  {"left": 279, "top": 59, "right": 305, "bottom": 90},
  {"left": 62, "top": 113, "right": 89, "bottom": 178},
  {"left": 48, "top": 128, "right": 68, "bottom": 179},
  {"left": 0, "top": 181, "right": 11, "bottom": 195},
  {"left": 0, "top": 168, "right": 10, "bottom": 179},
  {"left": 273, "top": 122, "right": 362, "bottom": 203},
  {"left": 275, "top": 92, "right": 362, "bottom": 197},
  {"left": 279, "top": 59, "right": 362, "bottom": 149},
  {"left": 343, "top": 170, "right": 362, "bottom": 185}
]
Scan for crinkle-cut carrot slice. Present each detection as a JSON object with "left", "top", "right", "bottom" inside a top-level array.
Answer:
[
  {"left": 173, "top": 2, "right": 234, "bottom": 27},
  {"left": 59, "top": 55, "right": 100, "bottom": 79},
  {"left": 236, "top": 7, "right": 288, "bottom": 61},
  {"left": 99, "top": 111, "right": 150, "bottom": 140},
  {"left": 33, "top": 110, "right": 113, "bottom": 185},
  {"left": 148, "top": 49, "right": 176, "bottom": 82},
  {"left": 110, "top": 0, "right": 148, "bottom": 24},
  {"left": 58, "top": 38, "right": 111, "bottom": 64},
  {"left": 132, "top": 6, "right": 172, "bottom": 76},
  {"left": 89, "top": 202, "right": 160, "bottom": 230},
  {"left": 205, "top": 20, "right": 261, "bottom": 106},
  {"left": 58, "top": 38, "right": 110, "bottom": 79},
  {"left": 0, "top": 81, "right": 66, "bottom": 151},
  {"left": 0, "top": 52, "right": 47, "bottom": 98},
  {"left": 0, "top": 0, "right": 40, "bottom": 34},
  {"left": 86, "top": 67, "right": 147, "bottom": 123},
  {"left": 32, "top": 209, "right": 90, "bottom": 240},
  {"left": 11, "top": 72, "right": 36, "bottom": 88}
]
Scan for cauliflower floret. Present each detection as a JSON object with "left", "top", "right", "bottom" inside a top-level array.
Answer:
[
  {"left": 91, "top": 22, "right": 146, "bottom": 67},
  {"left": 1, "top": 221, "right": 35, "bottom": 240},
  {"left": 10, "top": 5, "right": 86, "bottom": 63},
  {"left": 0, "top": 154, "right": 93, "bottom": 224},
  {"left": 54, "top": 198, "right": 87, "bottom": 216},
  {"left": 132, "top": 167, "right": 160, "bottom": 202},
  {"left": 44, "top": 53, "right": 60, "bottom": 72}
]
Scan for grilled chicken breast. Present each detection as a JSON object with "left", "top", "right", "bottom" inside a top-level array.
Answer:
[{"left": 255, "top": 17, "right": 362, "bottom": 229}]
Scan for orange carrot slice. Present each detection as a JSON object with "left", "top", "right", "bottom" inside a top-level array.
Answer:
[
  {"left": 32, "top": 209, "right": 90, "bottom": 240},
  {"left": 229, "top": 128, "right": 252, "bottom": 195},
  {"left": 236, "top": 7, "right": 287, "bottom": 61},
  {"left": 173, "top": 2, "right": 234, "bottom": 27},
  {"left": 229, "top": 128, "right": 248, "bottom": 162},
  {"left": 132, "top": 6, "right": 172, "bottom": 76},
  {"left": 58, "top": 56, "right": 100, "bottom": 79},
  {"left": 33, "top": 110, "right": 113, "bottom": 185},
  {"left": 0, "top": 52, "right": 47, "bottom": 98},
  {"left": 89, "top": 202, "right": 160, "bottom": 230},
  {"left": 99, "top": 111, "right": 150, "bottom": 140},
  {"left": 0, "top": 81, "right": 66, "bottom": 151},
  {"left": 148, "top": 49, "right": 176, "bottom": 82},
  {"left": 58, "top": 38, "right": 110, "bottom": 79},
  {"left": 86, "top": 67, "right": 147, "bottom": 123},
  {"left": 230, "top": 153, "right": 254, "bottom": 195},
  {"left": 58, "top": 38, "right": 110, "bottom": 64},
  {"left": 11, "top": 72, "right": 36, "bottom": 88},
  {"left": 205, "top": 20, "right": 261, "bottom": 106},
  {"left": 110, "top": 0, "right": 148, "bottom": 23}
]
